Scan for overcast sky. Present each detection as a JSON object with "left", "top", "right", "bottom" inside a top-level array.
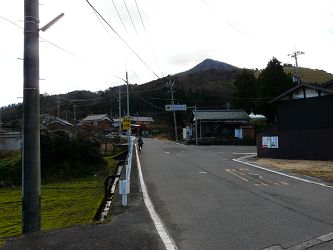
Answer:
[{"left": 1, "top": 0, "right": 333, "bottom": 107}]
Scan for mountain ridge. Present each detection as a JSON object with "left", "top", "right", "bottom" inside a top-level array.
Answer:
[{"left": 176, "top": 58, "right": 238, "bottom": 77}]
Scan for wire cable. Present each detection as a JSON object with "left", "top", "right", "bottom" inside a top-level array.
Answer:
[
  {"left": 122, "top": 0, "right": 139, "bottom": 36},
  {"left": 84, "top": 0, "right": 160, "bottom": 79},
  {"left": 134, "top": 0, "right": 164, "bottom": 77},
  {"left": 0, "top": 14, "right": 127, "bottom": 83},
  {"left": 112, "top": 0, "right": 128, "bottom": 33}
]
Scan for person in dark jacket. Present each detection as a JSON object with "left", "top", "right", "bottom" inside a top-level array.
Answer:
[{"left": 138, "top": 137, "right": 144, "bottom": 151}]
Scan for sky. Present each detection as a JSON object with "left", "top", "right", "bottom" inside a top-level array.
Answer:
[{"left": 1, "top": 0, "right": 333, "bottom": 107}]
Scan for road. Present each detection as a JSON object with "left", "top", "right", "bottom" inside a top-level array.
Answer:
[{"left": 139, "top": 138, "right": 333, "bottom": 250}]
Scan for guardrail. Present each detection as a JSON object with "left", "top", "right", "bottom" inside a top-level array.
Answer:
[
  {"left": 119, "top": 136, "right": 134, "bottom": 206},
  {"left": 94, "top": 160, "right": 124, "bottom": 222},
  {"left": 93, "top": 137, "right": 134, "bottom": 222}
]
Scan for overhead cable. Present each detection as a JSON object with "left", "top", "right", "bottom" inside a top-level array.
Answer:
[{"left": 84, "top": 0, "right": 160, "bottom": 79}]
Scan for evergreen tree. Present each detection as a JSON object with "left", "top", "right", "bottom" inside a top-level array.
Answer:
[
  {"left": 257, "top": 57, "right": 293, "bottom": 120},
  {"left": 233, "top": 69, "right": 257, "bottom": 112}
]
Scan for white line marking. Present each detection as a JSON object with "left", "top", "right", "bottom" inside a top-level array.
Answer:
[
  {"left": 233, "top": 155, "right": 333, "bottom": 189},
  {"left": 198, "top": 171, "right": 207, "bottom": 174},
  {"left": 165, "top": 151, "right": 171, "bottom": 154},
  {"left": 135, "top": 145, "right": 178, "bottom": 250}
]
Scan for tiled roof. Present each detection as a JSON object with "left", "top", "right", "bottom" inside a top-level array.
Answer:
[
  {"left": 193, "top": 110, "right": 249, "bottom": 121},
  {"left": 82, "top": 114, "right": 111, "bottom": 121}
]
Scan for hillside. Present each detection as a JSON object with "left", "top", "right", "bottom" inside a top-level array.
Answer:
[
  {"left": 283, "top": 67, "right": 333, "bottom": 84},
  {"left": 2, "top": 58, "right": 333, "bottom": 127},
  {"left": 254, "top": 66, "right": 333, "bottom": 83}
]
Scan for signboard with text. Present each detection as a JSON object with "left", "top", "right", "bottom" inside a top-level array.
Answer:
[
  {"left": 165, "top": 104, "right": 187, "bottom": 111},
  {"left": 262, "top": 136, "right": 279, "bottom": 148},
  {"left": 122, "top": 117, "right": 131, "bottom": 130}
]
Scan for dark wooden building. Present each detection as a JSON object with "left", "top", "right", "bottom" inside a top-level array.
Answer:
[
  {"left": 257, "top": 82, "right": 333, "bottom": 160},
  {"left": 191, "top": 110, "right": 255, "bottom": 140}
]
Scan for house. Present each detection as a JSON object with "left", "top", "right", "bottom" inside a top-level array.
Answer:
[
  {"left": 41, "top": 114, "right": 73, "bottom": 130},
  {"left": 257, "top": 82, "right": 333, "bottom": 160},
  {"left": 112, "top": 116, "right": 155, "bottom": 136},
  {"left": 190, "top": 110, "right": 255, "bottom": 141},
  {"left": 0, "top": 130, "right": 22, "bottom": 151},
  {"left": 81, "top": 114, "right": 113, "bottom": 129}
]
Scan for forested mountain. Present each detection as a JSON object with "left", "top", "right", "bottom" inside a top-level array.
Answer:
[{"left": 1, "top": 58, "right": 332, "bottom": 128}]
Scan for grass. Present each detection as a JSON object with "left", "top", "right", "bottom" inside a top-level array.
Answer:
[
  {"left": 256, "top": 158, "right": 333, "bottom": 183},
  {"left": 0, "top": 155, "right": 118, "bottom": 248}
]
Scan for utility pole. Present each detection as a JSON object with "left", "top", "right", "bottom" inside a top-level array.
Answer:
[
  {"left": 126, "top": 72, "right": 130, "bottom": 117},
  {"left": 0, "top": 107, "right": 2, "bottom": 130},
  {"left": 23, "top": 0, "right": 41, "bottom": 234},
  {"left": 73, "top": 105, "right": 77, "bottom": 122},
  {"left": 167, "top": 80, "right": 178, "bottom": 142},
  {"left": 194, "top": 106, "right": 198, "bottom": 145},
  {"left": 118, "top": 86, "right": 122, "bottom": 133},
  {"left": 126, "top": 72, "right": 131, "bottom": 152},
  {"left": 288, "top": 51, "right": 304, "bottom": 84},
  {"left": 56, "top": 96, "right": 60, "bottom": 118}
]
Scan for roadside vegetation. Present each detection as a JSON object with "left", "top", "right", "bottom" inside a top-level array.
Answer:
[
  {"left": 0, "top": 129, "right": 121, "bottom": 247},
  {"left": 256, "top": 158, "right": 333, "bottom": 183}
]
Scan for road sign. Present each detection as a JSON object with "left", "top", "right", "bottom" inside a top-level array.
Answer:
[
  {"left": 165, "top": 104, "right": 187, "bottom": 111},
  {"left": 122, "top": 117, "right": 131, "bottom": 130}
]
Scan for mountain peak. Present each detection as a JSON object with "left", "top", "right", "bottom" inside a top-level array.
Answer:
[{"left": 177, "top": 58, "right": 238, "bottom": 76}]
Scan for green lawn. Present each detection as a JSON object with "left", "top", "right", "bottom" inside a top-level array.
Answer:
[{"left": 0, "top": 156, "right": 117, "bottom": 248}]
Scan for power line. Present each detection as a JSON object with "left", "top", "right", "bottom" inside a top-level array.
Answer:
[
  {"left": 122, "top": 0, "right": 139, "bottom": 36},
  {"left": 134, "top": 0, "right": 164, "bottom": 77},
  {"left": 84, "top": 0, "right": 160, "bottom": 79},
  {"left": 198, "top": 0, "right": 247, "bottom": 37},
  {"left": 112, "top": 0, "right": 128, "bottom": 33},
  {"left": 140, "top": 97, "right": 165, "bottom": 111}
]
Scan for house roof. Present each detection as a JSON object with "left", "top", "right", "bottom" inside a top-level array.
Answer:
[
  {"left": 0, "top": 128, "right": 7, "bottom": 134},
  {"left": 268, "top": 82, "right": 333, "bottom": 104},
  {"left": 82, "top": 114, "right": 112, "bottom": 122},
  {"left": 192, "top": 110, "right": 249, "bottom": 121},
  {"left": 48, "top": 119, "right": 73, "bottom": 127}
]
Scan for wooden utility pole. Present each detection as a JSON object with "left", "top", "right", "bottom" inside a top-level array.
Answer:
[
  {"left": 23, "top": 0, "right": 41, "bottom": 234},
  {"left": 167, "top": 80, "right": 178, "bottom": 142}
]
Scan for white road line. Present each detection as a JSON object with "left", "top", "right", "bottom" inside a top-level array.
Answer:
[
  {"left": 233, "top": 155, "right": 333, "bottom": 189},
  {"left": 135, "top": 145, "right": 178, "bottom": 250},
  {"left": 262, "top": 231, "right": 333, "bottom": 250}
]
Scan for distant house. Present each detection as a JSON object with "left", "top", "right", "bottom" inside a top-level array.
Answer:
[
  {"left": 0, "top": 130, "right": 22, "bottom": 151},
  {"left": 81, "top": 114, "right": 113, "bottom": 129},
  {"left": 41, "top": 114, "right": 73, "bottom": 131},
  {"left": 131, "top": 116, "right": 154, "bottom": 136},
  {"left": 112, "top": 116, "right": 154, "bottom": 136},
  {"left": 257, "top": 82, "right": 333, "bottom": 160},
  {"left": 190, "top": 110, "right": 255, "bottom": 141}
]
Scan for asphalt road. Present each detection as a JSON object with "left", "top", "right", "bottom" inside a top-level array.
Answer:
[{"left": 139, "top": 139, "right": 333, "bottom": 250}]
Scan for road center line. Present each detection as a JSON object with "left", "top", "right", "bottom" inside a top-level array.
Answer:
[
  {"left": 135, "top": 145, "right": 178, "bottom": 250},
  {"left": 233, "top": 155, "right": 333, "bottom": 189}
]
